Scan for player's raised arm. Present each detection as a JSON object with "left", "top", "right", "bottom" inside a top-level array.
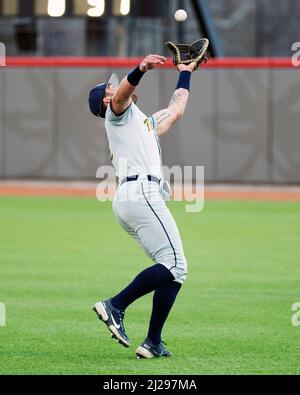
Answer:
[
  {"left": 152, "top": 61, "right": 196, "bottom": 137},
  {"left": 111, "top": 54, "right": 167, "bottom": 115}
]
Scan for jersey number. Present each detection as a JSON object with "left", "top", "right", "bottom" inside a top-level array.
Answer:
[{"left": 144, "top": 119, "right": 152, "bottom": 133}]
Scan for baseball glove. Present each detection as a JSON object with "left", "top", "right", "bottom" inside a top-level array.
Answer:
[{"left": 165, "top": 38, "right": 210, "bottom": 69}]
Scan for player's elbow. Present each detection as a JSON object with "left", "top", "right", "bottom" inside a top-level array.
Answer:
[
  {"left": 174, "top": 109, "right": 184, "bottom": 120},
  {"left": 169, "top": 107, "right": 184, "bottom": 122}
]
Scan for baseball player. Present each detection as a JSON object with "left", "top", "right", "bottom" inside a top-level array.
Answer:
[{"left": 89, "top": 54, "right": 196, "bottom": 358}]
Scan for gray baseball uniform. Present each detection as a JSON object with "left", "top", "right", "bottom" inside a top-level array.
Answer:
[{"left": 105, "top": 102, "right": 187, "bottom": 284}]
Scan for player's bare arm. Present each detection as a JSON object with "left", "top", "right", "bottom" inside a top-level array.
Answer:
[
  {"left": 111, "top": 54, "right": 167, "bottom": 115},
  {"left": 152, "top": 61, "right": 196, "bottom": 137}
]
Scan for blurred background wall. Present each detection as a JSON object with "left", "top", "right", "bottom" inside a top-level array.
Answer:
[
  {"left": 0, "top": 0, "right": 299, "bottom": 183},
  {"left": 0, "top": 64, "right": 299, "bottom": 183}
]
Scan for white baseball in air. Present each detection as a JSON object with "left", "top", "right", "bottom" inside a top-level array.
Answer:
[{"left": 175, "top": 9, "right": 187, "bottom": 22}]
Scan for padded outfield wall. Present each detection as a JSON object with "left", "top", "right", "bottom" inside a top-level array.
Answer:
[{"left": 0, "top": 57, "right": 299, "bottom": 183}]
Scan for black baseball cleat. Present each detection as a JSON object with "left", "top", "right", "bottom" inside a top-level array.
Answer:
[
  {"left": 93, "top": 299, "right": 131, "bottom": 348},
  {"left": 135, "top": 338, "right": 172, "bottom": 359}
]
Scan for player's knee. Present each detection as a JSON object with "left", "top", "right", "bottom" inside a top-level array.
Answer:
[
  {"left": 171, "top": 256, "right": 188, "bottom": 284},
  {"left": 171, "top": 267, "right": 187, "bottom": 284},
  {"left": 156, "top": 248, "right": 187, "bottom": 282}
]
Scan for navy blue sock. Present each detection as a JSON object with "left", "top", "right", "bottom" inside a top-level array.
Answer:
[
  {"left": 147, "top": 281, "right": 182, "bottom": 345},
  {"left": 111, "top": 263, "right": 174, "bottom": 311}
]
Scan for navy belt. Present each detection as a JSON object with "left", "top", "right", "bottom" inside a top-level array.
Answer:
[{"left": 120, "top": 175, "right": 160, "bottom": 186}]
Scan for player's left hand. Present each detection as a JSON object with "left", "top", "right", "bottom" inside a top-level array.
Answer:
[
  {"left": 177, "top": 61, "right": 197, "bottom": 72},
  {"left": 139, "top": 54, "right": 167, "bottom": 72}
]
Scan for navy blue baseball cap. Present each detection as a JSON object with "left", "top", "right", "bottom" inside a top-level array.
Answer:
[
  {"left": 88, "top": 73, "right": 119, "bottom": 119},
  {"left": 89, "top": 83, "right": 107, "bottom": 118}
]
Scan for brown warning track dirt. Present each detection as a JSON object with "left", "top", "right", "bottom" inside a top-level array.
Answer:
[
  {"left": 204, "top": 189, "right": 300, "bottom": 202},
  {"left": 0, "top": 182, "right": 300, "bottom": 202},
  {"left": 0, "top": 185, "right": 96, "bottom": 198}
]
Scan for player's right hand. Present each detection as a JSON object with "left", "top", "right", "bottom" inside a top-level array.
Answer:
[{"left": 139, "top": 54, "right": 167, "bottom": 72}]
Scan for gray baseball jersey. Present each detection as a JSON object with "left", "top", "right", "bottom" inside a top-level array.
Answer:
[
  {"left": 105, "top": 102, "right": 162, "bottom": 180},
  {"left": 105, "top": 102, "right": 187, "bottom": 284}
]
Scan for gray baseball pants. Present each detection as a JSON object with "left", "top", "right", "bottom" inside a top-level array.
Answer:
[{"left": 112, "top": 177, "right": 188, "bottom": 284}]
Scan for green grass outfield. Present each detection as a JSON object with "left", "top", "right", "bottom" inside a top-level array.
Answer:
[{"left": 0, "top": 196, "right": 300, "bottom": 375}]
